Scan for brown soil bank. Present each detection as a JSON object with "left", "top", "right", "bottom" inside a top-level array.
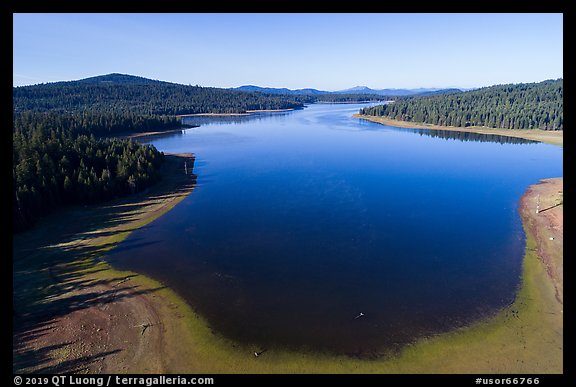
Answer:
[
  {"left": 13, "top": 154, "right": 199, "bottom": 373},
  {"left": 354, "top": 114, "right": 563, "bottom": 146},
  {"left": 13, "top": 154, "right": 563, "bottom": 372},
  {"left": 519, "top": 178, "right": 563, "bottom": 305}
]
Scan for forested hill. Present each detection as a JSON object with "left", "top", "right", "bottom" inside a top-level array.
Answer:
[
  {"left": 13, "top": 73, "right": 308, "bottom": 116},
  {"left": 74, "top": 73, "right": 168, "bottom": 85},
  {"left": 359, "top": 79, "right": 563, "bottom": 130},
  {"left": 14, "top": 74, "right": 312, "bottom": 232}
]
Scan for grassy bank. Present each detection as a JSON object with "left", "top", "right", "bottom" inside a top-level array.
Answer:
[
  {"left": 13, "top": 154, "right": 199, "bottom": 373},
  {"left": 14, "top": 155, "right": 563, "bottom": 372},
  {"left": 354, "top": 114, "right": 563, "bottom": 146},
  {"left": 96, "top": 178, "right": 564, "bottom": 373}
]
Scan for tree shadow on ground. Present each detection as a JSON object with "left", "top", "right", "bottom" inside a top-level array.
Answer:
[{"left": 13, "top": 155, "right": 197, "bottom": 373}]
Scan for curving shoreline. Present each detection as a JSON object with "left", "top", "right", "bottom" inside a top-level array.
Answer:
[
  {"left": 354, "top": 114, "right": 563, "bottom": 146},
  {"left": 13, "top": 155, "right": 563, "bottom": 372},
  {"left": 13, "top": 154, "right": 199, "bottom": 373},
  {"left": 177, "top": 108, "right": 295, "bottom": 117}
]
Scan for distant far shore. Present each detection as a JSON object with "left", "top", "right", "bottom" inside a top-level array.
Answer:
[
  {"left": 245, "top": 108, "right": 295, "bottom": 113},
  {"left": 315, "top": 100, "right": 391, "bottom": 105},
  {"left": 177, "top": 112, "right": 250, "bottom": 117},
  {"left": 177, "top": 108, "right": 295, "bottom": 117},
  {"left": 354, "top": 114, "right": 563, "bottom": 146},
  {"left": 121, "top": 128, "right": 187, "bottom": 139}
]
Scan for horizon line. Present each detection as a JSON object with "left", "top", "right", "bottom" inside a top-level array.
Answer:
[{"left": 12, "top": 72, "right": 563, "bottom": 91}]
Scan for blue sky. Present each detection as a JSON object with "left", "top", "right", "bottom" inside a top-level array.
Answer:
[{"left": 13, "top": 13, "right": 563, "bottom": 90}]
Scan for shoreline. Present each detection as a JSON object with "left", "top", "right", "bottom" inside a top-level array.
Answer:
[
  {"left": 177, "top": 108, "right": 295, "bottom": 117},
  {"left": 102, "top": 125, "right": 198, "bottom": 141},
  {"left": 177, "top": 112, "right": 251, "bottom": 117},
  {"left": 316, "top": 100, "right": 392, "bottom": 104},
  {"left": 354, "top": 114, "right": 563, "bottom": 146},
  {"left": 519, "top": 178, "right": 563, "bottom": 305},
  {"left": 13, "top": 154, "right": 199, "bottom": 373},
  {"left": 13, "top": 156, "right": 563, "bottom": 372},
  {"left": 121, "top": 128, "right": 187, "bottom": 139},
  {"left": 245, "top": 108, "right": 295, "bottom": 113}
]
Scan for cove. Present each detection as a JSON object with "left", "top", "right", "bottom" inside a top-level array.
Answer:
[{"left": 107, "top": 103, "right": 562, "bottom": 356}]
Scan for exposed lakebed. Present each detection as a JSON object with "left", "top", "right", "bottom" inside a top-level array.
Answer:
[{"left": 108, "top": 103, "right": 562, "bottom": 356}]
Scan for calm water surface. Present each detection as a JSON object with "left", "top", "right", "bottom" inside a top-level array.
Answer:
[{"left": 109, "top": 104, "right": 562, "bottom": 355}]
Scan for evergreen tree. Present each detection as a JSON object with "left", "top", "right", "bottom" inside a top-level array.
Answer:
[{"left": 360, "top": 79, "right": 563, "bottom": 131}]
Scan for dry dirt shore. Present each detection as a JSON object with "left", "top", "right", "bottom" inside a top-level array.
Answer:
[
  {"left": 13, "top": 153, "right": 198, "bottom": 373},
  {"left": 176, "top": 108, "right": 294, "bottom": 117},
  {"left": 519, "top": 178, "right": 563, "bottom": 306},
  {"left": 354, "top": 114, "right": 563, "bottom": 146},
  {"left": 13, "top": 157, "right": 563, "bottom": 373}
]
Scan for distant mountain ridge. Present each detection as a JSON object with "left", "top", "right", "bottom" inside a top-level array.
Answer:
[
  {"left": 233, "top": 85, "right": 327, "bottom": 95},
  {"left": 14, "top": 73, "right": 396, "bottom": 117},
  {"left": 20, "top": 73, "right": 462, "bottom": 97},
  {"left": 232, "top": 84, "right": 463, "bottom": 96},
  {"left": 13, "top": 73, "right": 309, "bottom": 115},
  {"left": 62, "top": 73, "right": 171, "bottom": 85}
]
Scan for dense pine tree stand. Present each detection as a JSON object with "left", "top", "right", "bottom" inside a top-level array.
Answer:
[
  {"left": 13, "top": 125, "right": 164, "bottom": 231},
  {"left": 360, "top": 79, "right": 563, "bottom": 131}
]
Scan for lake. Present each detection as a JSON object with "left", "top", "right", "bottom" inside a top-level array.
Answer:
[{"left": 108, "top": 103, "right": 562, "bottom": 356}]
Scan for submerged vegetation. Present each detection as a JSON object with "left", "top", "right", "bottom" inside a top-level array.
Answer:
[
  {"left": 12, "top": 73, "right": 563, "bottom": 372},
  {"left": 13, "top": 173, "right": 563, "bottom": 373}
]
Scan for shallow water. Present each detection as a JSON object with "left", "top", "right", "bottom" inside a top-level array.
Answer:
[{"left": 108, "top": 103, "right": 562, "bottom": 355}]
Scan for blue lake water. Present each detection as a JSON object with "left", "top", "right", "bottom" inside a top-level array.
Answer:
[{"left": 108, "top": 103, "right": 562, "bottom": 356}]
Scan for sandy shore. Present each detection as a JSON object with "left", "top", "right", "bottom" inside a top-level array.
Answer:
[
  {"left": 519, "top": 178, "right": 563, "bottom": 305},
  {"left": 354, "top": 114, "right": 563, "bottom": 146},
  {"left": 13, "top": 158, "right": 563, "bottom": 372},
  {"left": 245, "top": 108, "right": 295, "bottom": 113},
  {"left": 177, "top": 108, "right": 295, "bottom": 117},
  {"left": 13, "top": 154, "right": 199, "bottom": 373},
  {"left": 121, "top": 128, "right": 186, "bottom": 139},
  {"left": 177, "top": 112, "right": 250, "bottom": 117},
  {"left": 316, "top": 101, "right": 388, "bottom": 104}
]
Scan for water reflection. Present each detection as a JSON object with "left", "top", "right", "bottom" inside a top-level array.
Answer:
[
  {"left": 182, "top": 110, "right": 295, "bottom": 127},
  {"left": 357, "top": 121, "right": 537, "bottom": 145},
  {"left": 411, "top": 128, "right": 537, "bottom": 145},
  {"left": 112, "top": 103, "right": 561, "bottom": 357}
]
